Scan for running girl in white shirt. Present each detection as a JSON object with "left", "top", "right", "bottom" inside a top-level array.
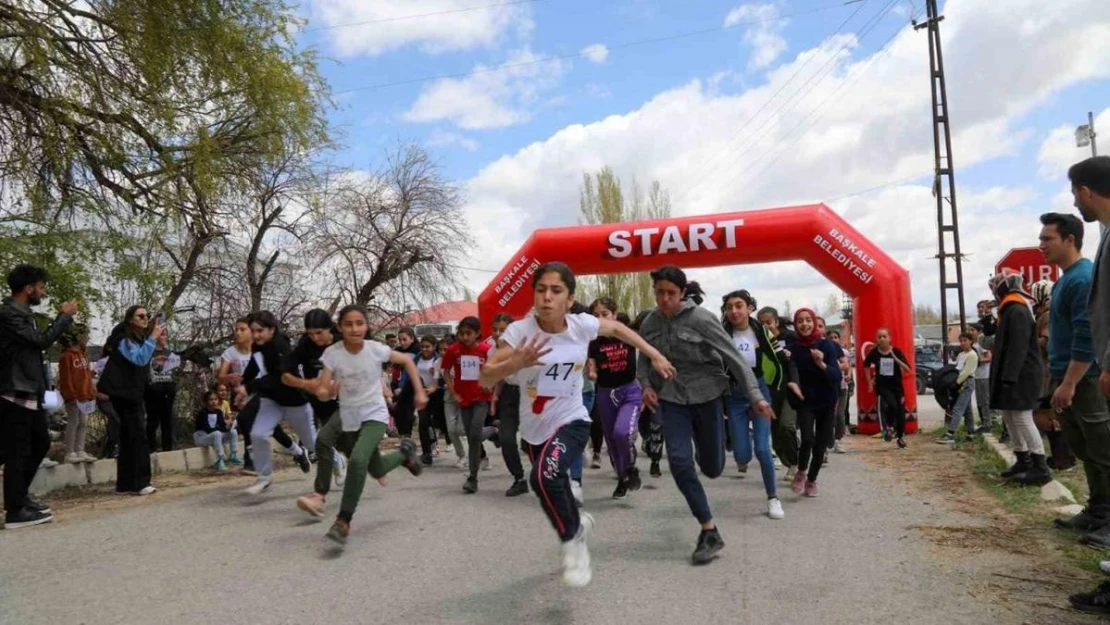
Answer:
[
  {"left": 311, "top": 305, "right": 425, "bottom": 545},
  {"left": 480, "top": 262, "right": 675, "bottom": 587}
]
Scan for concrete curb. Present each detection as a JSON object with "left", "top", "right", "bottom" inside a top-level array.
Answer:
[{"left": 982, "top": 433, "right": 1077, "bottom": 504}]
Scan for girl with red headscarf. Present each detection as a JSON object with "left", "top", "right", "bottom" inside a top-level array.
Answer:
[{"left": 786, "top": 308, "right": 843, "bottom": 497}]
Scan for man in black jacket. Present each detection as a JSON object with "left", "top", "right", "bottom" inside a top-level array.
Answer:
[{"left": 0, "top": 264, "right": 77, "bottom": 529}]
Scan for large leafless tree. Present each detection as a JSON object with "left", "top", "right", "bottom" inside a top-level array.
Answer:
[{"left": 310, "top": 144, "right": 473, "bottom": 320}]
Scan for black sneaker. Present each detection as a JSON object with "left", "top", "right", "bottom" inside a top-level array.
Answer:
[
  {"left": 399, "top": 439, "right": 423, "bottom": 476},
  {"left": 4, "top": 507, "right": 53, "bottom": 530},
  {"left": 896, "top": 437, "right": 907, "bottom": 449},
  {"left": 591, "top": 452, "right": 602, "bottom": 469},
  {"left": 294, "top": 452, "right": 312, "bottom": 474},
  {"left": 505, "top": 479, "right": 529, "bottom": 497},
  {"left": 463, "top": 476, "right": 478, "bottom": 494},
  {"left": 692, "top": 527, "right": 724, "bottom": 565},
  {"left": 1082, "top": 523, "right": 1110, "bottom": 549},
  {"left": 1070, "top": 581, "right": 1110, "bottom": 615},
  {"left": 1055, "top": 508, "right": 1108, "bottom": 532},
  {"left": 420, "top": 454, "right": 434, "bottom": 466},
  {"left": 613, "top": 480, "right": 629, "bottom": 500},
  {"left": 626, "top": 467, "right": 642, "bottom": 492},
  {"left": 650, "top": 460, "right": 662, "bottom": 477}
]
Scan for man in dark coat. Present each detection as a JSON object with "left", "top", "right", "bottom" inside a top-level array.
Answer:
[{"left": 988, "top": 270, "right": 1051, "bottom": 486}]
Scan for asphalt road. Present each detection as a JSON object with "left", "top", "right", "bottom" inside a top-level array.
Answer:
[{"left": 0, "top": 405, "right": 1022, "bottom": 625}]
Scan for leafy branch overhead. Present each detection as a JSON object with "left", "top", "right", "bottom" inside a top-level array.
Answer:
[{"left": 0, "top": 0, "right": 330, "bottom": 218}]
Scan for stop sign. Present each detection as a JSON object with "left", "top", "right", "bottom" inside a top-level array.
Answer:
[{"left": 995, "top": 247, "right": 1060, "bottom": 286}]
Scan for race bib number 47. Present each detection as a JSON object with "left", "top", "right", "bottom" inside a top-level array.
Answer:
[
  {"left": 459, "top": 355, "right": 481, "bottom": 381},
  {"left": 535, "top": 346, "right": 584, "bottom": 397}
]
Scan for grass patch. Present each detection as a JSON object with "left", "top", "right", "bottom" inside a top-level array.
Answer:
[{"left": 945, "top": 425, "right": 1108, "bottom": 575}]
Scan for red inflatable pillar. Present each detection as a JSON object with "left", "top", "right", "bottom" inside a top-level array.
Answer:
[{"left": 478, "top": 204, "right": 916, "bottom": 434}]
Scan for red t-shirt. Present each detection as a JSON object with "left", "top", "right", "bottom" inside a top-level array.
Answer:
[{"left": 442, "top": 340, "right": 494, "bottom": 407}]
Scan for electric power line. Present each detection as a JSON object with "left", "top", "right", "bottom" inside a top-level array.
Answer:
[
  {"left": 683, "top": 0, "right": 874, "bottom": 197},
  {"left": 303, "top": 0, "right": 550, "bottom": 33},
  {"left": 705, "top": 0, "right": 901, "bottom": 195},
  {"left": 717, "top": 1, "right": 907, "bottom": 194},
  {"left": 823, "top": 171, "right": 932, "bottom": 203},
  {"left": 333, "top": 1, "right": 856, "bottom": 95}
]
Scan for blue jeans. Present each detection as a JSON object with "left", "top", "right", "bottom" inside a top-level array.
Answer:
[
  {"left": 571, "top": 391, "right": 596, "bottom": 481},
  {"left": 661, "top": 399, "right": 726, "bottom": 525},
  {"left": 726, "top": 381, "right": 776, "bottom": 498},
  {"left": 946, "top": 382, "right": 976, "bottom": 433}
]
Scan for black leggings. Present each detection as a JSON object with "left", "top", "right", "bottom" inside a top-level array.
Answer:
[
  {"left": 419, "top": 390, "right": 444, "bottom": 457},
  {"left": 797, "top": 404, "right": 836, "bottom": 483},
  {"left": 876, "top": 387, "right": 906, "bottom": 439},
  {"left": 144, "top": 385, "right": 175, "bottom": 452},
  {"left": 637, "top": 407, "right": 663, "bottom": 461},
  {"left": 395, "top": 389, "right": 416, "bottom": 438}
]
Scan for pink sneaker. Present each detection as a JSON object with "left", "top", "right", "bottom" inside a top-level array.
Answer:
[
  {"left": 804, "top": 481, "right": 818, "bottom": 497},
  {"left": 791, "top": 470, "right": 806, "bottom": 494}
]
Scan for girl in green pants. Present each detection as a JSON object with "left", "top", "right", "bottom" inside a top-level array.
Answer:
[{"left": 312, "top": 305, "right": 427, "bottom": 545}]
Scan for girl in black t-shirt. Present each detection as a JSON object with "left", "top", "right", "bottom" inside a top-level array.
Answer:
[
  {"left": 588, "top": 297, "right": 643, "bottom": 500},
  {"left": 863, "top": 328, "right": 912, "bottom": 448}
]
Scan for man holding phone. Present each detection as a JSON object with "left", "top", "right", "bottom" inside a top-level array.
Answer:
[{"left": 0, "top": 264, "right": 77, "bottom": 529}]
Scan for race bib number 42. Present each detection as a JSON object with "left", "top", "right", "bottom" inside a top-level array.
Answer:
[
  {"left": 535, "top": 346, "right": 584, "bottom": 397},
  {"left": 459, "top": 355, "right": 481, "bottom": 381}
]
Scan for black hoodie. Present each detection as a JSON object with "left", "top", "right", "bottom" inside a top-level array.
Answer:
[{"left": 243, "top": 333, "right": 307, "bottom": 407}]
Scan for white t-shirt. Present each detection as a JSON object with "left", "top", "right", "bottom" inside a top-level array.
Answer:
[
  {"left": 730, "top": 326, "right": 759, "bottom": 369},
  {"left": 321, "top": 340, "right": 393, "bottom": 431},
  {"left": 416, "top": 356, "right": 439, "bottom": 388},
  {"left": 503, "top": 313, "right": 600, "bottom": 445},
  {"left": 221, "top": 346, "right": 257, "bottom": 377}
]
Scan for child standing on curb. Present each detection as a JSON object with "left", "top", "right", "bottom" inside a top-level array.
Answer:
[
  {"left": 308, "top": 305, "right": 426, "bottom": 546},
  {"left": 59, "top": 326, "right": 97, "bottom": 463}
]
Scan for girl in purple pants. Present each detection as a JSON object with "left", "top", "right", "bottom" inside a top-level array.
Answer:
[{"left": 588, "top": 297, "right": 644, "bottom": 500}]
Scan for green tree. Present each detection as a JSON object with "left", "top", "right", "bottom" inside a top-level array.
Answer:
[
  {"left": 578, "top": 167, "right": 672, "bottom": 315},
  {"left": 0, "top": 0, "right": 330, "bottom": 312}
]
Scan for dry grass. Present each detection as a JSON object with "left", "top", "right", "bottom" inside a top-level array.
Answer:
[{"left": 851, "top": 431, "right": 1105, "bottom": 624}]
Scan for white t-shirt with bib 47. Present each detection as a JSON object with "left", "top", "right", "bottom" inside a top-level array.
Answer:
[{"left": 503, "top": 312, "right": 600, "bottom": 445}]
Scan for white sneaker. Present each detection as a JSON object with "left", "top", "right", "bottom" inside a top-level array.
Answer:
[
  {"left": 65, "top": 453, "right": 82, "bottom": 464},
  {"left": 79, "top": 452, "right": 97, "bottom": 463},
  {"left": 40, "top": 458, "right": 59, "bottom": 469},
  {"left": 833, "top": 440, "right": 846, "bottom": 454},
  {"left": 784, "top": 467, "right": 797, "bottom": 483},
  {"left": 481, "top": 456, "right": 492, "bottom": 471},
  {"left": 570, "top": 480, "right": 583, "bottom": 506},
  {"left": 561, "top": 512, "right": 594, "bottom": 587},
  {"left": 1100, "top": 561, "right": 1110, "bottom": 575},
  {"left": 137, "top": 486, "right": 157, "bottom": 496},
  {"left": 333, "top": 453, "right": 347, "bottom": 487},
  {"left": 244, "top": 477, "right": 272, "bottom": 495},
  {"left": 767, "top": 497, "right": 785, "bottom": 520},
  {"left": 455, "top": 457, "right": 467, "bottom": 470}
]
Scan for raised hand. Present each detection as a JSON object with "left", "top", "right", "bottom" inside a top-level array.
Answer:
[
  {"left": 512, "top": 334, "right": 553, "bottom": 370},
  {"left": 60, "top": 299, "right": 78, "bottom": 316}
]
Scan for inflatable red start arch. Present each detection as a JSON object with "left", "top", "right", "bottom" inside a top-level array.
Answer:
[{"left": 478, "top": 204, "right": 917, "bottom": 435}]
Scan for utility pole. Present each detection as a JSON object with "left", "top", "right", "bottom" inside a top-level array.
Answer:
[
  {"left": 914, "top": 0, "right": 967, "bottom": 336},
  {"left": 1076, "top": 111, "right": 1102, "bottom": 239}
]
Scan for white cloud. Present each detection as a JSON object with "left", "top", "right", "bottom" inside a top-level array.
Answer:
[
  {"left": 581, "top": 43, "right": 610, "bottom": 64},
  {"left": 426, "top": 129, "right": 479, "bottom": 151},
  {"left": 307, "top": 0, "right": 533, "bottom": 57},
  {"left": 451, "top": 0, "right": 1110, "bottom": 314},
  {"left": 401, "top": 48, "right": 570, "bottom": 130},
  {"left": 1037, "top": 107, "right": 1110, "bottom": 179},
  {"left": 724, "top": 3, "right": 788, "bottom": 70}
]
